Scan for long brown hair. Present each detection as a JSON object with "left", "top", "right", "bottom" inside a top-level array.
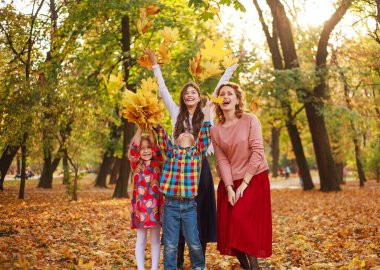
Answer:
[
  {"left": 215, "top": 82, "right": 245, "bottom": 124},
  {"left": 173, "top": 82, "right": 204, "bottom": 140}
]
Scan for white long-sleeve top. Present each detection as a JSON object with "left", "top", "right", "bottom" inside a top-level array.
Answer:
[{"left": 152, "top": 63, "right": 238, "bottom": 155}]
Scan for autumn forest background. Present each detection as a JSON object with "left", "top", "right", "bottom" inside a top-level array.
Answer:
[{"left": 1, "top": 0, "right": 379, "bottom": 269}]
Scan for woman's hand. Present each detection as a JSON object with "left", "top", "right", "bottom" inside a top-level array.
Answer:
[
  {"left": 227, "top": 185, "right": 236, "bottom": 206},
  {"left": 235, "top": 181, "right": 248, "bottom": 200},
  {"left": 144, "top": 48, "right": 157, "bottom": 65},
  {"left": 205, "top": 97, "right": 213, "bottom": 108}
]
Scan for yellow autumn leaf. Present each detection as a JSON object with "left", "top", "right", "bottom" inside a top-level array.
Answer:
[
  {"left": 139, "top": 77, "right": 158, "bottom": 94},
  {"left": 136, "top": 17, "right": 152, "bottom": 35},
  {"left": 207, "top": 93, "right": 223, "bottom": 104},
  {"left": 202, "top": 61, "right": 223, "bottom": 77},
  {"left": 189, "top": 53, "right": 203, "bottom": 78},
  {"left": 251, "top": 100, "right": 259, "bottom": 112},
  {"left": 141, "top": 3, "right": 160, "bottom": 17},
  {"left": 157, "top": 43, "right": 171, "bottom": 64},
  {"left": 137, "top": 54, "right": 154, "bottom": 70},
  {"left": 222, "top": 54, "right": 239, "bottom": 69},
  {"left": 200, "top": 38, "right": 229, "bottom": 62},
  {"left": 77, "top": 258, "right": 95, "bottom": 269},
  {"left": 347, "top": 257, "right": 366, "bottom": 269},
  {"left": 160, "top": 26, "right": 179, "bottom": 44}
]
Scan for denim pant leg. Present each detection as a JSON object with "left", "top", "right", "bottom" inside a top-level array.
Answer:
[
  {"left": 181, "top": 200, "right": 205, "bottom": 270},
  {"left": 163, "top": 200, "right": 181, "bottom": 270}
]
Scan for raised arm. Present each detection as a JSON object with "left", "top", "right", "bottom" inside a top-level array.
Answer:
[
  {"left": 148, "top": 128, "right": 163, "bottom": 163},
  {"left": 146, "top": 49, "right": 179, "bottom": 121},
  {"left": 213, "top": 50, "right": 245, "bottom": 95},
  {"left": 153, "top": 124, "right": 172, "bottom": 156},
  {"left": 128, "top": 126, "right": 143, "bottom": 170}
]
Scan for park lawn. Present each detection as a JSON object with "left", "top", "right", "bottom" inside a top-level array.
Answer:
[{"left": 0, "top": 177, "right": 379, "bottom": 270}]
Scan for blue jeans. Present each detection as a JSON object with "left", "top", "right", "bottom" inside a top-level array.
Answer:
[{"left": 163, "top": 197, "right": 205, "bottom": 270}]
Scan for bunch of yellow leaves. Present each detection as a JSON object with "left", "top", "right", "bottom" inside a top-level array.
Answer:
[
  {"left": 189, "top": 38, "right": 238, "bottom": 84},
  {"left": 136, "top": 4, "right": 160, "bottom": 35},
  {"left": 121, "top": 77, "right": 164, "bottom": 129}
]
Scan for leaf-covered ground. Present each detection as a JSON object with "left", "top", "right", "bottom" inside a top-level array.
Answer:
[{"left": 1, "top": 176, "right": 379, "bottom": 270}]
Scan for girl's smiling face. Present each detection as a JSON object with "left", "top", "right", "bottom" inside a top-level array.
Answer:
[
  {"left": 140, "top": 139, "right": 153, "bottom": 161},
  {"left": 183, "top": 86, "right": 200, "bottom": 107}
]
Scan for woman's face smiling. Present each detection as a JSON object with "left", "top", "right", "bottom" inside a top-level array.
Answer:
[
  {"left": 218, "top": 86, "right": 238, "bottom": 112},
  {"left": 183, "top": 86, "right": 200, "bottom": 107}
]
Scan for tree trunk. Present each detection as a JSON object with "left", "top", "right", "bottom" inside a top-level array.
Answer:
[
  {"left": 304, "top": 102, "right": 340, "bottom": 191},
  {"left": 353, "top": 138, "right": 366, "bottom": 187},
  {"left": 110, "top": 157, "right": 121, "bottom": 184},
  {"left": 114, "top": 120, "right": 133, "bottom": 198},
  {"left": 95, "top": 152, "right": 113, "bottom": 188},
  {"left": 335, "top": 162, "right": 344, "bottom": 184},
  {"left": 38, "top": 137, "right": 53, "bottom": 188},
  {"left": 271, "top": 127, "right": 280, "bottom": 177},
  {"left": 0, "top": 145, "right": 19, "bottom": 190},
  {"left": 18, "top": 134, "right": 27, "bottom": 199},
  {"left": 253, "top": 0, "right": 313, "bottom": 189},
  {"left": 62, "top": 152, "right": 70, "bottom": 185},
  {"left": 286, "top": 119, "right": 314, "bottom": 190},
  {"left": 266, "top": 0, "right": 352, "bottom": 191},
  {"left": 114, "top": 14, "right": 133, "bottom": 198},
  {"left": 17, "top": 155, "right": 21, "bottom": 175}
]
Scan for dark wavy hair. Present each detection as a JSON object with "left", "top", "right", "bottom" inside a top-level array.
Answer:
[
  {"left": 173, "top": 82, "right": 204, "bottom": 140},
  {"left": 215, "top": 81, "right": 245, "bottom": 124}
]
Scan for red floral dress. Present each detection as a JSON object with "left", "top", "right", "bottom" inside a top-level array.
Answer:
[{"left": 129, "top": 142, "right": 163, "bottom": 229}]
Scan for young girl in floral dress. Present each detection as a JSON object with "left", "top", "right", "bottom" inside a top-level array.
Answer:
[{"left": 129, "top": 126, "right": 163, "bottom": 270}]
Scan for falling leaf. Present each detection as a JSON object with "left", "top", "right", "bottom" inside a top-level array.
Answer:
[
  {"left": 207, "top": 93, "right": 223, "bottom": 104},
  {"left": 222, "top": 55, "right": 238, "bottom": 69},
  {"left": 157, "top": 43, "right": 171, "bottom": 64},
  {"left": 251, "top": 100, "right": 259, "bottom": 112},
  {"left": 136, "top": 17, "right": 152, "bottom": 35},
  {"left": 160, "top": 27, "right": 179, "bottom": 45},
  {"left": 201, "top": 61, "right": 223, "bottom": 77},
  {"left": 141, "top": 3, "right": 160, "bottom": 16},
  {"left": 189, "top": 53, "right": 203, "bottom": 78},
  {"left": 137, "top": 54, "right": 154, "bottom": 70}
]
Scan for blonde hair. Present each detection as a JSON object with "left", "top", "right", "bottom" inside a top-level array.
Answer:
[{"left": 214, "top": 82, "right": 245, "bottom": 124}]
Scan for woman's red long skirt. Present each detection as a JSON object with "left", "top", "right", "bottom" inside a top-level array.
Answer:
[{"left": 217, "top": 170, "right": 272, "bottom": 258}]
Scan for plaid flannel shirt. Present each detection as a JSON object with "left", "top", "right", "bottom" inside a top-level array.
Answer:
[{"left": 154, "top": 121, "right": 211, "bottom": 198}]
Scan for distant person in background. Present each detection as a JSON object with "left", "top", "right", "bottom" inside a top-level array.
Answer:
[
  {"left": 285, "top": 165, "right": 291, "bottom": 179},
  {"left": 343, "top": 166, "right": 348, "bottom": 183}
]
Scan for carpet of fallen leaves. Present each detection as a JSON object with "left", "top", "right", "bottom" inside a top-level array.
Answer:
[{"left": 1, "top": 176, "right": 380, "bottom": 270}]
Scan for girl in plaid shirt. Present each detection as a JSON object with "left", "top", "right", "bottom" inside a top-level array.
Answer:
[
  {"left": 128, "top": 126, "right": 163, "bottom": 270},
  {"left": 154, "top": 98, "right": 213, "bottom": 270}
]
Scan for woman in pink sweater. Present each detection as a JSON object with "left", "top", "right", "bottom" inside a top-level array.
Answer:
[{"left": 210, "top": 82, "right": 272, "bottom": 270}]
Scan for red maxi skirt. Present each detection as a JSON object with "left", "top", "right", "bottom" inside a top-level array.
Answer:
[{"left": 217, "top": 170, "right": 272, "bottom": 258}]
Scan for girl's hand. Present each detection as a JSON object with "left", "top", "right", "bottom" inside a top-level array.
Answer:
[
  {"left": 235, "top": 181, "right": 248, "bottom": 200},
  {"left": 144, "top": 49, "right": 157, "bottom": 65},
  {"left": 227, "top": 186, "right": 236, "bottom": 206}
]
